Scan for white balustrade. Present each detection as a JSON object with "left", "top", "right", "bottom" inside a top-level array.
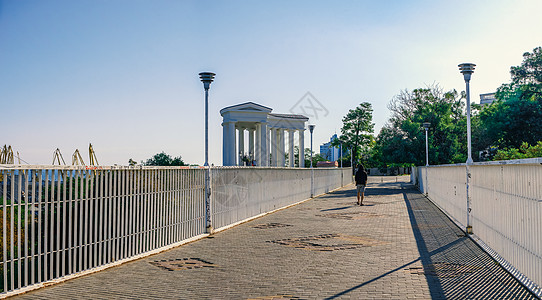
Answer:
[
  {"left": 0, "top": 165, "right": 352, "bottom": 295},
  {"left": 413, "top": 158, "right": 542, "bottom": 297}
]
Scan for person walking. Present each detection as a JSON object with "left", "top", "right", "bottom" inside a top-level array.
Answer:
[{"left": 355, "top": 164, "right": 368, "bottom": 205}]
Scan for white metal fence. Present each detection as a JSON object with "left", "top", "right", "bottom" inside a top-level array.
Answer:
[
  {"left": 412, "top": 159, "right": 542, "bottom": 297},
  {"left": 211, "top": 167, "right": 352, "bottom": 229},
  {"left": 0, "top": 165, "right": 352, "bottom": 295}
]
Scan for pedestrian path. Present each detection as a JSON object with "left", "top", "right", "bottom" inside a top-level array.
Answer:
[{"left": 12, "top": 178, "right": 536, "bottom": 299}]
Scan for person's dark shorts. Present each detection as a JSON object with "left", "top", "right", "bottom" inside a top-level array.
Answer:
[{"left": 356, "top": 184, "right": 366, "bottom": 193}]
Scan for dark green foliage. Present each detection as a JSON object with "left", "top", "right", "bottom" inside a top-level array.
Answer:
[
  {"left": 143, "top": 152, "right": 186, "bottom": 166},
  {"left": 332, "top": 102, "right": 375, "bottom": 167},
  {"left": 375, "top": 85, "right": 467, "bottom": 166},
  {"left": 474, "top": 46, "right": 542, "bottom": 155},
  {"left": 493, "top": 141, "right": 542, "bottom": 160}
]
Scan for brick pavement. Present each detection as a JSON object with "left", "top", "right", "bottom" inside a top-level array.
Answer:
[{"left": 12, "top": 177, "right": 537, "bottom": 299}]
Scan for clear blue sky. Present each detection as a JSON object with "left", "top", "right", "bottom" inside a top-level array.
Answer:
[{"left": 2, "top": 0, "right": 541, "bottom": 165}]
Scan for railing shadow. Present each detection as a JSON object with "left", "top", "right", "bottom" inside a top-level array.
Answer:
[
  {"left": 400, "top": 184, "right": 537, "bottom": 299},
  {"left": 324, "top": 182, "right": 537, "bottom": 299}
]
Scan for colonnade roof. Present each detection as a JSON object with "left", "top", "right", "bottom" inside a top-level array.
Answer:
[
  {"left": 220, "top": 102, "right": 308, "bottom": 130},
  {"left": 219, "top": 102, "right": 272, "bottom": 115}
]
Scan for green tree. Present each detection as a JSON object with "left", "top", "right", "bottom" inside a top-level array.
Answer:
[
  {"left": 143, "top": 152, "right": 186, "bottom": 166},
  {"left": 333, "top": 102, "right": 375, "bottom": 167},
  {"left": 376, "top": 85, "right": 466, "bottom": 166},
  {"left": 475, "top": 46, "right": 542, "bottom": 152},
  {"left": 493, "top": 141, "right": 542, "bottom": 160}
]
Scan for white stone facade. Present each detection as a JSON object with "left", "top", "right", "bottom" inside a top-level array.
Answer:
[{"left": 220, "top": 102, "right": 308, "bottom": 167}]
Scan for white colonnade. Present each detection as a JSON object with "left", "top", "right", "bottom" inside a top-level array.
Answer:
[{"left": 220, "top": 102, "right": 308, "bottom": 167}]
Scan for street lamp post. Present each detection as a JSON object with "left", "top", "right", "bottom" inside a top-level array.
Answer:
[
  {"left": 423, "top": 122, "right": 430, "bottom": 195},
  {"left": 308, "top": 124, "right": 315, "bottom": 197},
  {"left": 340, "top": 142, "right": 342, "bottom": 168},
  {"left": 350, "top": 148, "right": 353, "bottom": 174},
  {"left": 459, "top": 63, "right": 475, "bottom": 164},
  {"left": 199, "top": 71, "right": 215, "bottom": 233},
  {"left": 308, "top": 125, "right": 315, "bottom": 168},
  {"left": 458, "top": 63, "right": 475, "bottom": 235},
  {"left": 423, "top": 122, "right": 430, "bottom": 167}
]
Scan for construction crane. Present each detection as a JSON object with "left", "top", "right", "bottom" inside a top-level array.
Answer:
[
  {"left": 72, "top": 149, "right": 86, "bottom": 166},
  {"left": 89, "top": 143, "right": 99, "bottom": 166},
  {"left": 0, "top": 145, "right": 15, "bottom": 181},
  {"left": 52, "top": 148, "right": 66, "bottom": 165},
  {"left": 1, "top": 145, "right": 14, "bottom": 164}
]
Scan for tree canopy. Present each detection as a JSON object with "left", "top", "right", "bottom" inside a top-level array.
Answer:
[
  {"left": 474, "top": 46, "right": 542, "bottom": 154},
  {"left": 359, "top": 46, "right": 542, "bottom": 167},
  {"left": 143, "top": 152, "right": 186, "bottom": 166},
  {"left": 375, "top": 85, "right": 466, "bottom": 166},
  {"left": 333, "top": 102, "right": 374, "bottom": 166}
]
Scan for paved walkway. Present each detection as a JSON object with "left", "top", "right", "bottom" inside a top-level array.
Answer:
[{"left": 13, "top": 178, "right": 536, "bottom": 299}]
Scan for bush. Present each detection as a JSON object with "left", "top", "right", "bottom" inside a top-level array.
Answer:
[{"left": 493, "top": 141, "right": 542, "bottom": 160}]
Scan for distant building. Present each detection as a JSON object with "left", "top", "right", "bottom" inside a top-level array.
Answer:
[
  {"left": 480, "top": 93, "right": 496, "bottom": 105},
  {"left": 320, "top": 134, "right": 340, "bottom": 161}
]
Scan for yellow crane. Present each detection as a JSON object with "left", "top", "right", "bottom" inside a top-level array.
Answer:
[
  {"left": 52, "top": 148, "right": 66, "bottom": 165},
  {"left": 72, "top": 149, "right": 86, "bottom": 166},
  {"left": 89, "top": 143, "right": 99, "bottom": 166},
  {"left": 1, "top": 145, "right": 14, "bottom": 164},
  {"left": 0, "top": 145, "right": 14, "bottom": 181}
]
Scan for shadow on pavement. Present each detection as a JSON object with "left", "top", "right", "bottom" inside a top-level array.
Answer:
[
  {"left": 320, "top": 206, "right": 354, "bottom": 212},
  {"left": 400, "top": 184, "right": 536, "bottom": 299},
  {"left": 325, "top": 182, "right": 537, "bottom": 300}
]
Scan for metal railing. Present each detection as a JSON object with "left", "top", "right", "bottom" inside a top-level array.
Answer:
[
  {"left": 412, "top": 159, "right": 542, "bottom": 297},
  {"left": 0, "top": 165, "right": 352, "bottom": 295}
]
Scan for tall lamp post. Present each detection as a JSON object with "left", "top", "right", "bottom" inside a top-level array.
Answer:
[
  {"left": 458, "top": 63, "right": 475, "bottom": 234},
  {"left": 199, "top": 71, "right": 215, "bottom": 233},
  {"left": 308, "top": 125, "right": 315, "bottom": 168},
  {"left": 423, "top": 122, "right": 430, "bottom": 195},
  {"left": 459, "top": 63, "right": 475, "bottom": 164},
  {"left": 423, "top": 122, "right": 430, "bottom": 167},
  {"left": 308, "top": 124, "right": 315, "bottom": 197},
  {"left": 350, "top": 148, "right": 353, "bottom": 174},
  {"left": 339, "top": 142, "right": 343, "bottom": 168}
]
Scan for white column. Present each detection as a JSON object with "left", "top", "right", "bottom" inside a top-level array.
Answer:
[
  {"left": 271, "top": 128, "right": 278, "bottom": 166},
  {"left": 222, "top": 123, "right": 229, "bottom": 165},
  {"left": 233, "top": 126, "right": 237, "bottom": 166},
  {"left": 299, "top": 129, "right": 305, "bottom": 168},
  {"left": 289, "top": 129, "right": 295, "bottom": 168},
  {"left": 238, "top": 127, "right": 245, "bottom": 166},
  {"left": 279, "top": 129, "right": 285, "bottom": 167},
  {"left": 248, "top": 129, "right": 255, "bottom": 164},
  {"left": 266, "top": 127, "right": 271, "bottom": 166},
  {"left": 260, "top": 122, "right": 268, "bottom": 166},
  {"left": 222, "top": 121, "right": 236, "bottom": 166},
  {"left": 255, "top": 124, "right": 261, "bottom": 166}
]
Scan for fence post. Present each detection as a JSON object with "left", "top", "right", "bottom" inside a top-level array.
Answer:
[
  {"left": 205, "top": 167, "right": 213, "bottom": 233},
  {"left": 310, "top": 168, "right": 314, "bottom": 197},
  {"left": 425, "top": 166, "right": 428, "bottom": 195},
  {"left": 465, "top": 164, "right": 473, "bottom": 234}
]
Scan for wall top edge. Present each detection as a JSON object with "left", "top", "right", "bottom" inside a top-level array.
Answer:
[
  {"left": 0, "top": 165, "right": 354, "bottom": 171},
  {"left": 0, "top": 165, "right": 207, "bottom": 170},
  {"left": 417, "top": 157, "right": 542, "bottom": 168}
]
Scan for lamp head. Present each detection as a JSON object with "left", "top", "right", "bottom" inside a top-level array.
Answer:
[
  {"left": 458, "top": 63, "right": 476, "bottom": 81},
  {"left": 199, "top": 72, "right": 216, "bottom": 90},
  {"left": 308, "top": 124, "right": 315, "bottom": 133},
  {"left": 423, "top": 122, "right": 431, "bottom": 129}
]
